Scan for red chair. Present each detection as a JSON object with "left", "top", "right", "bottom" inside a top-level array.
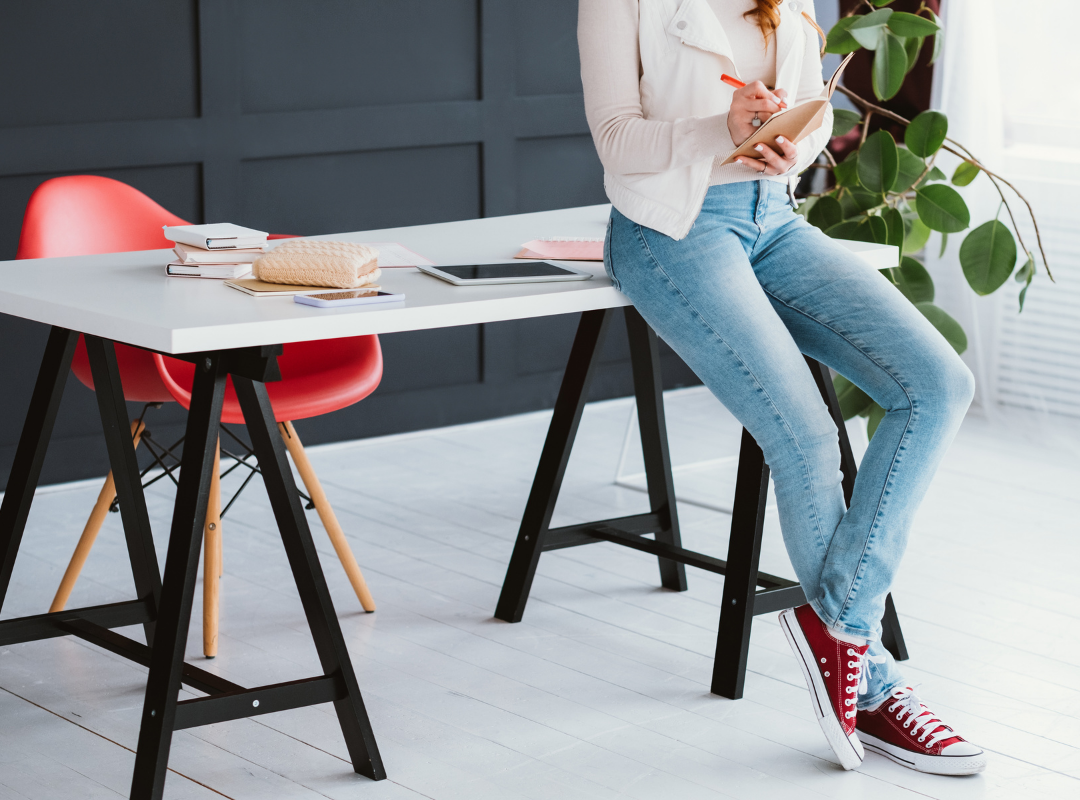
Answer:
[{"left": 17, "top": 175, "right": 380, "bottom": 656}]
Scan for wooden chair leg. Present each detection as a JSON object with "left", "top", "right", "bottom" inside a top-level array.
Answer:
[
  {"left": 202, "top": 439, "right": 222, "bottom": 657},
  {"left": 280, "top": 420, "right": 376, "bottom": 612},
  {"left": 50, "top": 420, "right": 145, "bottom": 612}
]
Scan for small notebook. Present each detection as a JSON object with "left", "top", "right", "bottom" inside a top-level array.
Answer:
[
  {"left": 224, "top": 278, "right": 379, "bottom": 297},
  {"left": 164, "top": 223, "right": 268, "bottom": 250},
  {"left": 515, "top": 238, "right": 604, "bottom": 261},
  {"left": 721, "top": 52, "right": 855, "bottom": 167},
  {"left": 167, "top": 263, "right": 252, "bottom": 279},
  {"left": 173, "top": 242, "right": 264, "bottom": 265}
]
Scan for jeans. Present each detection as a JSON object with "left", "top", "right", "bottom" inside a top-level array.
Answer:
[{"left": 605, "top": 181, "right": 974, "bottom": 708}]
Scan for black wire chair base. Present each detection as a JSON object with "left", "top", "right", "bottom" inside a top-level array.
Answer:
[{"left": 107, "top": 403, "right": 315, "bottom": 517}]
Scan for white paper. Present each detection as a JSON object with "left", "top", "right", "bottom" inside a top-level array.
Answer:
[{"left": 365, "top": 243, "right": 436, "bottom": 268}]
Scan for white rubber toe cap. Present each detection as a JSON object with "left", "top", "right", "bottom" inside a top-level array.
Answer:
[{"left": 941, "top": 741, "right": 983, "bottom": 757}]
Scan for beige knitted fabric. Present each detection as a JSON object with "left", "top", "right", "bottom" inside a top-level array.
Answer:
[{"left": 253, "top": 240, "right": 381, "bottom": 289}]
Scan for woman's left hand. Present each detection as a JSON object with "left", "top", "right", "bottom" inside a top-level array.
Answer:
[{"left": 736, "top": 136, "right": 799, "bottom": 176}]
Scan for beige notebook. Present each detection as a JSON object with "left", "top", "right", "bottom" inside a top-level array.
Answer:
[
  {"left": 721, "top": 53, "right": 854, "bottom": 167},
  {"left": 224, "top": 278, "right": 379, "bottom": 297}
]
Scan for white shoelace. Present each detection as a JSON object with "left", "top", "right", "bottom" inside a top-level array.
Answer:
[
  {"left": 887, "top": 688, "right": 956, "bottom": 749},
  {"left": 842, "top": 648, "right": 886, "bottom": 718}
]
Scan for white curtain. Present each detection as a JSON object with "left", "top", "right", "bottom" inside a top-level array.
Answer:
[{"left": 926, "top": 0, "right": 1005, "bottom": 414}]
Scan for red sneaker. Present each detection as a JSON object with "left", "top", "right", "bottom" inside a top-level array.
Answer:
[
  {"left": 779, "top": 604, "right": 867, "bottom": 769},
  {"left": 857, "top": 687, "right": 986, "bottom": 775}
]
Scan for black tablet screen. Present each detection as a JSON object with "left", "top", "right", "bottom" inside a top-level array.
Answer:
[{"left": 438, "top": 263, "right": 577, "bottom": 280}]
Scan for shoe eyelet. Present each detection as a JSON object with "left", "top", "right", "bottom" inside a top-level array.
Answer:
[
  {"left": 824, "top": 671, "right": 830, "bottom": 677},
  {"left": 911, "top": 731, "right": 917, "bottom": 736},
  {"left": 925, "top": 743, "right": 932, "bottom": 749},
  {"left": 821, "top": 658, "right": 827, "bottom": 664}
]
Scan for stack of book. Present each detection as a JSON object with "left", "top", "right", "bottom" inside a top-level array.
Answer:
[{"left": 163, "top": 223, "right": 269, "bottom": 279}]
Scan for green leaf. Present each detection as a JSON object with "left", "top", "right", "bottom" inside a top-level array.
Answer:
[
  {"left": 850, "top": 9, "right": 894, "bottom": 50},
  {"left": 904, "top": 35, "right": 924, "bottom": 73},
  {"left": 883, "top": 207, "right": 905, "bottom": 256},
  {"left": 834, "top": 375, "right": 874, "bottom": 420},
  {"left": 887, "top": 12, "right": 941, "bottom": 38},
  {"left": 808, "top": 195, "right": 843, "bottom": 231},
  {"left": 840, "top": 188, "right": 883, "bottom": 216},
  {"left": 825, "top": 16, "right": 863, "bottom": 55},
  {"left": 826, "top": 215, "right": 888, "bottom": 244},
  {"left": 904, "top": 215, "right": 932, "bottom": 254},
  {"left": 866, "top": 403, "right": 887, "bottom": 439},
  {"left": 894, "top": 147, "right": 927, "bottom": 192},
  {"left": 939, "top": 232, "right": 949, "bottom": 257},
  {"left": 833, "top": 151, "right": 860, "bottom": 187},
  {"left": 916, "top": 302, "right": 968, "bottom": 354},
  {"left": 915, "top": 184, "right": 970, "bottom": 233},
  {"left": 959, "top": 220, "right": 1018, "bottom": 295},
  {"left": 1015, "top": 253, "right": 1035, "bottom": 312},
  {"left": 832, "top": 108, "right": 863, "bottom": 137},
  {"left": 872, "top": 32, "right": 908, "bottom": 100},
  {"left": 952, "top": 160, "right": 981, "bottom": 187},
  {"left": 857, "top": 130, "right": 899, "bottom": 194},
  {"left": 905, "top": 110, "right": 949, "bottom": 158},
  {"left": 928, "top": 11, "right": 944, "bottom": 65},
  {"left": 870, "top": 0, "right": 895, "bottom": 6},
  {"left": 882, "top": 256, "right": 935, "bottom": 303},
  {"left": 926, "top": 166, "right": 947, "bottom": 182},
  {"left": 1014, "top": 253, "right": 1036, "bottom": 283}
]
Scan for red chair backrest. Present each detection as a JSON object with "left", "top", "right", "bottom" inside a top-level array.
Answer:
[
  {"left": 16, "top": 175, "right": 189, "bottom": 401},
  {"left": 17, "top": 175, "right": 189, "bottom": 259}
]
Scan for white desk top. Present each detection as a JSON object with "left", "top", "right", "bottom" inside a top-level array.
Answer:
[{"left": 0, "top": 204, "right": 898, "bottom": 354}]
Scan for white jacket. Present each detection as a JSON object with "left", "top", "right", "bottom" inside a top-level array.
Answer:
[{"left": 579, "top": 0, "right": 833, "bottom": 240}]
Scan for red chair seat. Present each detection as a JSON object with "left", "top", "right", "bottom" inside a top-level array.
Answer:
[{"left": 153, "top": 336, "right": 383, "bottom": 424}]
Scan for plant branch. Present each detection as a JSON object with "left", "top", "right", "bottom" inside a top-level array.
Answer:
[{"left": 837, "top": 86, "right": 1053, "bottom": 279}]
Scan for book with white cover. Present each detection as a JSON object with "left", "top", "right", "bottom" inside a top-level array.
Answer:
[
  {"left": 173, "top": 242, "right": 264, "bottom": 264},
  {"left": 163, "top": 223, "right": 268, "bottom": 250},
  {"left": 166, "top": 263, "right": 253, "bottom": 279}
]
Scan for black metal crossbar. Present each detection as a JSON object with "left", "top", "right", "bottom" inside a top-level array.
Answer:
[{"left": 496, "top": 307, "right": 908, "bottom": 700}]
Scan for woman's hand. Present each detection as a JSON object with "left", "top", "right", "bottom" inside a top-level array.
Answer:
[
  {"left": 736, "top": 136, "right": 800, "bottom": 177},
  {"left": 727, "top": 83, "right": 787, "bottom": 145}
]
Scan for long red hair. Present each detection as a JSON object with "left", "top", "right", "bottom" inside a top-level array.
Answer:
[{"left": 744, "top": 0, "right": 783, "bottom": 41}]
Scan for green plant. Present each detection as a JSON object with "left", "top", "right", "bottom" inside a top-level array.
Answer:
[{"left": 801, "top": 0, "right": 1052, "bottom": 438}]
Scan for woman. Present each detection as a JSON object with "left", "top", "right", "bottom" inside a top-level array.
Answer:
[{"left": 580, "top": 0, "right": 985, "bottom": 775}]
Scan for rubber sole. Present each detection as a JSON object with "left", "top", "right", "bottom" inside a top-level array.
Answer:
[
  {"left": 779, "top": 608, "right": 864, "bottom": 770},
  {"left": 861, "top": 733, "right": 987, "bottom": 775}
]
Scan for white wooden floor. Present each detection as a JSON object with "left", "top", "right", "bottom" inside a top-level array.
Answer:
[{"left": 2, "top": 387, "right": 1078, "bottom": 800}]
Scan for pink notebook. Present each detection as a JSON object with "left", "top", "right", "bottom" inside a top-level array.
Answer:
[{"left": 516, "top": 238, "right": 604, "bottom": 261}]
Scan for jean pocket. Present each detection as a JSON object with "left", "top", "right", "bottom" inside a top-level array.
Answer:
[{"left": 603, "top": 217, "right": 622, "bottom": 292}]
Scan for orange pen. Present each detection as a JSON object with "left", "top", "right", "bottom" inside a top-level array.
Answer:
[{"left": 721, "top": 74, "right": 788, "bottom": 109}]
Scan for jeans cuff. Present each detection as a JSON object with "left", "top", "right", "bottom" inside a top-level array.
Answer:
[
  {"left": 858, "top": 678, "right": 906, "bottom": 711},
  {"left": 807, "top": 598, "right": 875, "bottom": 641}
]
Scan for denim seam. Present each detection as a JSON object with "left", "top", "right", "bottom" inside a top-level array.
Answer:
[
  {"left": 632, "top": 223, "right": 830, "bottom": 552},
  {"left": 761, "top": 287, "right": 917, "bottom": 629}
]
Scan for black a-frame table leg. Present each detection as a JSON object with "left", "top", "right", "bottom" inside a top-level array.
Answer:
[
  {"left": 0, "top": 329, "right": 159, "bottom": 646},
  {"left": 0, "top": 327, "right": 79, "bottom": 613},
  {"left": 495, "top": 308, "right": 687, "bottom": 623},
  {"left": 495, "top": 311, "right": 909, "bottom": 701},
  {"left": 130, "top": 352, "right": 385, "bottom": 799}
]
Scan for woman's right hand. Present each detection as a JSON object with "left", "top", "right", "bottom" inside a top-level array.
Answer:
[{"left": 727, "top": 82, "right": 788, "bottom": 146}]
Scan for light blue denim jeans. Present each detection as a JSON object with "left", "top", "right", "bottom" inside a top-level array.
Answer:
[{"left": 605, "top": 181, "right": 974, "bottom": 708}]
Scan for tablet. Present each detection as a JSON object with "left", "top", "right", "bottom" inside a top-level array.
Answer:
[{"left": 417, "top": 261, "right": 592, "bottom": 286}]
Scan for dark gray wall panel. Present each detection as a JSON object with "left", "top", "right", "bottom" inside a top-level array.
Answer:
[
  {"left": 0, "top": 1, "right": 198, "bottom": 128},
  {"left": 0, "top": 164, "right": 203, "bottom": 260},
  {"left": 239, "top": 145, "right": 481, "bottom": 235},
  {"left": 515, "top": 0, "right": 581, "bottom": 96},
  {"left": 0, "top": 0, "right": 707, "bottom": 487},
  {"left": 240, "top": 0, "right": 480, "bottom": 113},
  {"left": 379, "top": 328, "right": 482, "bottom": 393},
  {"left": 516, "top": 135, "right": 605, "bottom": 214}
]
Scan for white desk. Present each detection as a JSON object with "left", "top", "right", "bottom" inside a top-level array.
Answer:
[
  {"left": 0, "top": 204, "right": 899, "bottom": 799},
  {"left": 0, "top": 204, "right": 897, "bottom": 354}
]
